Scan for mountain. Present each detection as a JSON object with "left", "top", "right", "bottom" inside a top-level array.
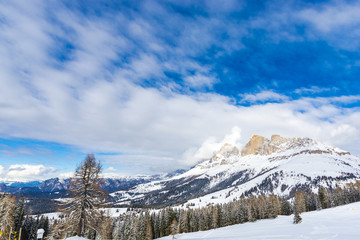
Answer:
[
  {"left": 110, "top": 135, "right": 360, "bottom": 207},
  {"left": 6, "top": 181, "right": 42, "bottom": 187},
  {"left": 0, "top": 169, "right": 186, "bottom": 214},
  {"left": 0, "top": 176, "right": 165, "bottom": 196}
]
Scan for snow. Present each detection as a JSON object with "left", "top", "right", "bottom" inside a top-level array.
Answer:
[
  {"left": 160, "top": 201, "right": 360, "bottom": 240},
  {"left": 173, "top": 142, "right": 360, "bottom": 209},
  {"left": 99, "top": 207, "right": 128, "bottom": 217},
  {"left": 37, "top": 212, "right": 61, "bottom": 220},
  {"left": 38, "top": 208, "right": 128, "bottom": 220},
  {"left": 64, "top": 236, "right": 89, "bottom": 240}
]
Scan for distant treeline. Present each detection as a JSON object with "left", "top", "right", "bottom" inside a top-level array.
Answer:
[
  {"left": 2, "top": 181, "right": 360, "bottom": 240},
  {"left": 110, "top": 181, "right": 360, "bottom": 240}
]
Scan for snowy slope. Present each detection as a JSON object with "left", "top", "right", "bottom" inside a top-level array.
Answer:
[
  {"left": 111, "top": 135, "right": 360, "bottom": 207},
  {"left": 159, "top": 201, "right": 360, "bottom": 240}
]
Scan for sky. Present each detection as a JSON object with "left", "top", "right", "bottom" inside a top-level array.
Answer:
[{"left": 1, "top": 0, "right": 360, "bottom": 182}]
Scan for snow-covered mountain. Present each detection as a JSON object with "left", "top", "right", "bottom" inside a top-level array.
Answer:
[
  {"left": 111, "top": 135, "right": 360, "bottom": 207},
  {"left": 0, "top": 176, "right": 164, "bottom": 196}
]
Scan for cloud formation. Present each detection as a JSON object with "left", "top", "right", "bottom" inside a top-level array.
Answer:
[
  {"left": 182, "top": 126, "right": 242, "bottom": 165},
  {"left": 1, "top": 0, "right": 360, "bottom": 179},
  {"left": 0, "top": 164, "right": 57, "bottom": 182}
]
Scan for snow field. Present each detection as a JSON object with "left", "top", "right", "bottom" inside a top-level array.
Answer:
[{"left": 160, "top": 201, "right": 360, "bottom": 240}]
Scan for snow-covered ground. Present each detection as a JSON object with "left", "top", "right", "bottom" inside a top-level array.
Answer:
[
  {"left": 160, "top": 202, "right": 360, "bottom": 240},
  {"left": 38, "top": 208, "right": 128, "bottom": 220}
]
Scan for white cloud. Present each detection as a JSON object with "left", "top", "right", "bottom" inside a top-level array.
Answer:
[
  {"left": 298, "top": 3, "right": 360, "bottom": 33},
  {"left": 239, "top": 91, "right": 289, "bottom": 103},
  {"left": 1, "top": 71, "right": 360, "bottom": 174},
  {"left": 1, "top": 1, "right": 360, "bottom": 177},
  {"left": 184, "top": 73, "right": 217, "bottom": 89},
  {"left": 59, "top": 172, "right": 74, "bottom": 179},
  {"left": 183, "top": 126, "right": 242, "bottom": 165},
  {"left": 0, "top": 164, "right": 58, "bottom": 182},
  {"left": 294, "top": 86, "right": 336, "bottom": 94},
  {"left": 295, "top": 2, "right": 360, "bottom": 50},
  {"left": 105, "top": 166, "right": 117, "bottom": 172}
]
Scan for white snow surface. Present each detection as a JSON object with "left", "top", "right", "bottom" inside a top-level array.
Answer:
[
  {"left": 173, "top": 140, "right": 360, "bottom": 208},
  {"left": 160, "top": 201, "right": 360, "bottom": 240},
  {"left": 38, "top": 212, "right": 61, "bottom": 220},
  {"left": 64, "top": 236, "right": 89, "bottom": 240}
]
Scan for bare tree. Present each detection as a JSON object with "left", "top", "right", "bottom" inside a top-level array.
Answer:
[{"left": 60, "top": 154, "right": 106, "bottom": 237}]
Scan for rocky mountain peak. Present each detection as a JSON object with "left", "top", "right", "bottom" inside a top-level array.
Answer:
[
  {"left": 241, "top": 134, "right": 289, "bottom": 156},
  {"left": 210, "top": 143, "right": 239, "bottom": 162},
  {"left": 270, "top": 134, "right": 288, "bottom": 145}
]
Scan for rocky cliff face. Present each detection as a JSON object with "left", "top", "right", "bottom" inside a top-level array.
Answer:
[
  {"left": 241, "top": 134, "right": 288, "bottom": 156},
  {"left": 240, "top": 134, "right": 350, "bottom": 157}
]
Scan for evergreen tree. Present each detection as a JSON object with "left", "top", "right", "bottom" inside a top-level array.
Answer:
[
  {"left": 293, "top": 211, "right": 302, "bottom": 224},
  {"left": 14, "top": 198, "right": 25, "bottom": 234},
  {"left": 294, "top": 191, "right": 306, "bottom": 214},
  {"left": 99, "top": 212, "right": 113, "bottom": 240},
  {"left": 59, "top": 154, "right": 106, "bottom": 237},
  {"left": 42, "top": 217, "right": 50, "bottom": 238},
  {"left": 179, "top": 210, "right": 188, "bottom": 233},
  {"left": 169, "top": 218, "right": 179, "bottom": 238},
  {"left": 123, "top": 214, "right": 132, "bottom": 240},
  {"left": 280, "top": 197, "right": 292, "bottom": 215},
  {"left": 318, "top": 186, "right": 330, "bottom": 209},
  {"left": 306, "top": 193, "right": 319, "bottom": 211},
  {"left": 22, "top": 216, "right": 38, "bottom": 240},
  {"left": 145, "top": 217, "right": 153, "bottom": 240},
  {"left": 211, "top": 206, "right": 218, "bottom": 229}
]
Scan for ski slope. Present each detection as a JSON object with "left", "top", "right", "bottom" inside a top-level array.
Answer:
[{"left": 159, "top": 202, "right": 360, "bottom": 240}]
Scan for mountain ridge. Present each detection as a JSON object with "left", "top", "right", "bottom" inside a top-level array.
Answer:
[
  {"left": 110, "top": 134, "right": 360, "bottom": 208},
  {"left": 2, "top": 134, "right": 359, "bottom": 212}
]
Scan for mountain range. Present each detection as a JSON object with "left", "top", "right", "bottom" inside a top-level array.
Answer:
[
  {"left": 2, "top": 134, "right": 360, "bottom": 212},
  {"left": 110, "top": 134, "right": 360, "bottom": 208}
]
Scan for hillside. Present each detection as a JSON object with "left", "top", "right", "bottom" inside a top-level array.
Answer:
[
  {"left": 159, "top": 201, "right": 360, "bottom": 240},
  {"left": 111, "top": 135, "right": 360, "bottom": 207}
]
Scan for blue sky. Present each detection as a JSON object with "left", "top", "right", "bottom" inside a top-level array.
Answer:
[{"left": 1, "top": 0, "right": 360, "bottom": 182}]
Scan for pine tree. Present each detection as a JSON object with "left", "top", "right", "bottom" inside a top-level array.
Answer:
[
  {"left": 169, "top": 218, "right": 179, "bottom": 239},
  {"left": 145, "top": 217, "right": 153, "bottom": 240},
  {"left": 99, "top": 212, "right": 113, "bottom": 240},
  {"left": 293, "top": 211, "right": 302, "bottom": 224},
  {"left": 42, "top": 217, "right": 50, "bottom": 238},
  {"left": 211, "top": 206, "right": 218, "bottom": 229},
  {"left": 22, "top": 216, "right": 38, "bottom": 240},
  {"left": 0, "top": 194, "right": 16, "bottom": 240},
  {"left": 293, "top": 191, "right": 306, "bottom": 224},
  {"left": 123, "top": 214, "right": 132, "bottom": 240},
  {"left": 136, "top": 213, "right": 146, "bottom": 240},
  {"left": 306, "top": 192, "right": 319, "bottom": 211},
  {"left": 318, "top": 186, "right": 330, "bottom": 209},
  {"left": 179, "top": 210, "right": 188, "bottom": 233},
  {"left": 14, "top": 198, "right": 25, "bottom": 234},
  {"left": 59, "top": 154, "right": 106, "bottom": 237},
  {"left": 129, "top": 216, "right": 138, "bottom": 240},
  {"left": 294, "top": 191, "right": 306, "bottom": 214},
  {"left": 280, "top": 197, "right": 292, "bottom": 215},
  {"left": 48, "top": 218, "right": 67, "bottom": 240}
]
